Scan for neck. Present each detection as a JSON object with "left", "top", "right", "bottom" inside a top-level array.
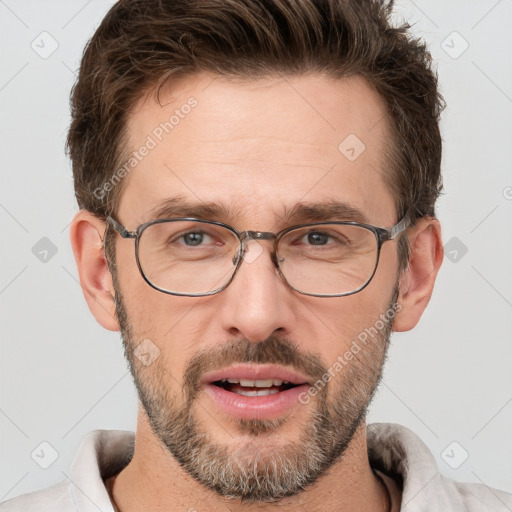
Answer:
[{"left": 108, "top": 409, "right": 389, "bottom": 512}]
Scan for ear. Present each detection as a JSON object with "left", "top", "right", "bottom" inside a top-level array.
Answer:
[
  {"left": 69, "top": 210, "right": 120, "bottom": 331},
  {"left": 393, "top": 216, "right": 443, "bottom": 332}
]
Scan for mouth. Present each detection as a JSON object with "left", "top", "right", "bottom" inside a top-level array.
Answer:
[
  {"left": 212, "top": 378, "right": 301, "bottom": 397},
  {"left": 201, "top": 364, "right": 311, "bottom": 420}
]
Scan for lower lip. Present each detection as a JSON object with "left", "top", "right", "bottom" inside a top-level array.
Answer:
[{"left": 204, "top": 383, "right": 310, "bottom": 420}]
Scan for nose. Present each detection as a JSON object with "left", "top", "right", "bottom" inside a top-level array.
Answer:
[{"left": 216, "top": 239, "right": 296, "bottom": 342}]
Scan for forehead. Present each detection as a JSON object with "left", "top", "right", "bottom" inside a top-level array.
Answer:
[{"left": 119, "top": 72, "right": 396, "bottom": 228}]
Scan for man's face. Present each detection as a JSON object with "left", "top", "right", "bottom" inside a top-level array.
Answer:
[{"left": 112, "top": 72, "right": 401, "bottom": 501}]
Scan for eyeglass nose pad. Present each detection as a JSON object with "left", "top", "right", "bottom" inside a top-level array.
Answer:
[{"left": 231, "top": 242, "right": 281, "bottom": 268}]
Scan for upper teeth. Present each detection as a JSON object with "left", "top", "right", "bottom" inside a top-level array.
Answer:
[{"left": 221, "top": 378, "right": 288, "bottom": 387}]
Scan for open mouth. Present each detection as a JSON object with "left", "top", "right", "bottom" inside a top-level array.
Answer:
[
  {"left": 212, "top": 378, "right": 300, "bottom": 397},
  {"left": 202, "top": 364, "right": 311, "bottom": 419}
]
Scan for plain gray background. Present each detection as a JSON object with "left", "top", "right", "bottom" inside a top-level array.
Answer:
[{"left": 1, "top": 0, "right": 511, "bottom": 502}]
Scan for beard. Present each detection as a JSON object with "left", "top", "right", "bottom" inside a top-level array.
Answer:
[{"left": 113, "top": 273, "right": 398, "bottom": 503}]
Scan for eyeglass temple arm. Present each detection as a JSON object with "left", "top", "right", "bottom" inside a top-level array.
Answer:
[
  {"left": 388, "top": 210, "right": 412, "bottom": 239},
  {"left": 106, "top": 216, "right": 137, "bottom": 239}
]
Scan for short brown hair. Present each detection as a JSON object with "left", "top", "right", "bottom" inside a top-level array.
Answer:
[{"left": 66, "top": 0, "right": 444, "bottom": 268}]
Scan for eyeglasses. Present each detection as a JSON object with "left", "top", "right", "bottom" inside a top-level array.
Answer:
[{"left": 106, "top": 212, "right": 410, "bottom": 298}]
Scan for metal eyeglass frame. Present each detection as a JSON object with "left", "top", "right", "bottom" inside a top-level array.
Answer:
[{"left": 106, "top": 211, "right": 411, "bottom": 298}]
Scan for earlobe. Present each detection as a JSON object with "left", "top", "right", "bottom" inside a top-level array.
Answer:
[
  {"left": 393, "top": 216, "right": 443, "bottom": 332},
  {"left": 69, "top": 210, "right": 120, "bottom": 332}
]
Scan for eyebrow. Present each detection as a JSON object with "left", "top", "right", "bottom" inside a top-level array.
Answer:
[
  {"left": 147, "top": 196, "right": 241, "bottom": 222},
  {"left": 282, "top": 200, "right": 369, "bottom": 225},
  {"left": 145, "top": 195, "right": 370, "bottom": 226}
]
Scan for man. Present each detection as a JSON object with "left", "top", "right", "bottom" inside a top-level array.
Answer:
[{"left": 1, "top": 0, "right": 511, "bottom": 511}]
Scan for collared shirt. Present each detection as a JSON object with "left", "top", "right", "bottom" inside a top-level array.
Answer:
[{"left": 1, "top": 423, "right": 511, "bottom": 511}]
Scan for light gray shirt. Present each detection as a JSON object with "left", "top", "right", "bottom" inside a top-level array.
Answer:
[{"left": 1, "top": 423, "right": 511, "bottom": 511}]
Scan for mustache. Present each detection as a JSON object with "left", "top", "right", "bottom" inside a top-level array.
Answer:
[{"left": 183, "top": 335, "right": 328, "bottom": 401}]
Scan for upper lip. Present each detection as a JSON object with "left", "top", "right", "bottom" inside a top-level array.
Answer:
[{"left": 202, "top": 364, "right": 311, "bottom": 385}]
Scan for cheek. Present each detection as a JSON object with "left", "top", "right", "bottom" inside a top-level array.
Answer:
[
  {"left": 114, "top": 256, "right": 200, "bottom": 383},
  {"left": 306, "top": 261, "right": 398, "bottom": 365},
  {"left": 316, "top": 295, "right": 385, "bottom": 353},
  {"left": 115, "top": 240, "right": 170, "bottom": 332},
  {"left": 364, "top": 239, "right": 400, "bottom": 297}
]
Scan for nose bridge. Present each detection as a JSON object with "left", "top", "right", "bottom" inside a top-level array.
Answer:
[
  {"left": 240, "top": 230, "right": 277, "bottom": 242},
  {"left": 219, "top": 230, "right": 293, "bottom": 342},
  {"left": 237, "top": 230, "right": 280, "bottom": 270}
]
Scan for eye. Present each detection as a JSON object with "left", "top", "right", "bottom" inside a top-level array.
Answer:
[
  {"left": 175, "top": 230, "right": 220, "bottom": 247},
  {"left": 297, "top": 229, "right": 349, "bottom": 247},
  {"left": 180, "top": 231, "right": 209, "bottom": 246},
  {"left": 305, "top": 231, "right": 331, "bottom": 245}
]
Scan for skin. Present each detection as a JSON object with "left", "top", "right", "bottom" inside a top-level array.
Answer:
[{"left": 70, "top": 72, "right": 443, "bottom": 511}]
